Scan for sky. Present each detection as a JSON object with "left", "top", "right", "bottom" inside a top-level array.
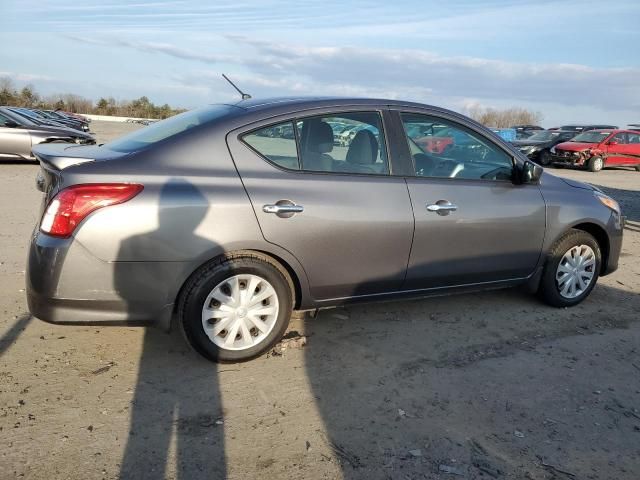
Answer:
[{"left": 0, "top": 0, "right": 639, "bottom": 126}]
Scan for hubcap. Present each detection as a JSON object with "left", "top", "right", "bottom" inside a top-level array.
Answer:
[
  {"left": 594, "top": 158, "right": 603, "bottom": 170},
  {"left": 555, "top": 244, "right": 596, "bottom": 299},
  {"left": 201, "top": 274, "right": 279, "bottom": 351}
]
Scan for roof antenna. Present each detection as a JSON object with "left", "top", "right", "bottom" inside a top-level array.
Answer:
[{"left": 222, "top": 74, "right": 251, "bottom": 100}]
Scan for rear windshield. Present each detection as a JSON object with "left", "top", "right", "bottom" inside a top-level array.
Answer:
[{"left": 105, "top": 105, "right": 236, "bottom": 153}]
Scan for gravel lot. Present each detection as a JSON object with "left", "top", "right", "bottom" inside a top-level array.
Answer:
[{"left": 1, "top": 121, "right": 639, "bottom": 480}]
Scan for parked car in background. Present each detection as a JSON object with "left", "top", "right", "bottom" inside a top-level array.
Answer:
[
  {"left": 628, "top": 124, "right": 640, "bottom": 132},
  {"left": 490, "top": 128, "right": 517, "bottom": 142},
  {"left": 0, "top": 106, "right": 95, "bottom": 161},
  {"left": 58, "top": 110, "right": 90, "bottom": 123},
  {"left": 557, "top": 124, "right": 618, "bottom": 133},
  {"left": 26, "top": 97, "right": 623, "bottom": 362},
  {"left": 552, "top": 129, "right": 640, "bottom": 172},
  {"left": 37, "top": 110, "right": 91, "bottom": 132},
  {"left": 512, "top": 130, "right": 577, "bottom": 165},
  {"left": 511, "top": 125, "right": 544, "bottom": 139}
]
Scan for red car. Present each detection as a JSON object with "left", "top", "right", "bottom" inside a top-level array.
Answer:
[{"left": 552, "top": 129, "right": 640, "bottom": 172}]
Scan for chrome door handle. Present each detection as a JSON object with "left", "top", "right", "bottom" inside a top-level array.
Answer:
[
  {"left": 426, "top": 200, "right": 457, "bottom": 216},
  {"left": 263, "top": 201, "right": 304, "bottom": 217}
]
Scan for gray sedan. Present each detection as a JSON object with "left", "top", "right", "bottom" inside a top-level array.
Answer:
[
  {"left": 0, "top": 107, "right": 95, "bottom": 161},
  {"left": 25, "top": 97, "right": 623, "bottom": 362}
]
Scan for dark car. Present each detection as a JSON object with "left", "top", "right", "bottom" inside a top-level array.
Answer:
[
  {"left": 10, "top": 108, "right": 90, "bottom": 133},
  {"left": 512, "top": 130, "right": 577, "bottom": 165},
  {"left": 37, "top": 110, "right": 91, "bottom": 132},
  {"left": 26, "top": 97, "right": 623, "bottom": 362},
  {"left": 559, "top": 124, "right": 618, "bottom": 133},
  {"left": 0, "top": 106, "right": 95, "bottom": 161},
  {"left": 511, "top": 124, "right": 544, "bottom": 140}
]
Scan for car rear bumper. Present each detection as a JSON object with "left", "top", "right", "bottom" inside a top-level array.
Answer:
[{"left": 26, "top": 231, "right": 181, "bottom": 331}]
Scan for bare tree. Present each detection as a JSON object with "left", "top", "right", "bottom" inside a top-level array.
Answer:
[{"left": 465, "top": 106, "right": 543, "bottom": 128}]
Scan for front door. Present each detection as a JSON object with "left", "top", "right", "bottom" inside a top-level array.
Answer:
[
  {"left": 397, "top": 111, "right": 546, "bottom": 290},
  {"left": 606, "top": 132, "right": 640, "bottom": 167},
  {"left": 228, "top": 110, "right": 414, "bottom": 301}
]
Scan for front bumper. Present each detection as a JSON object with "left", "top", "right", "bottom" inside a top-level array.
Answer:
[
  {"left": 26, "top": 231, "right": 180, "bottom": 330},
  {"left": 552, "top": 151, "right": 586, "bottom": 167}
]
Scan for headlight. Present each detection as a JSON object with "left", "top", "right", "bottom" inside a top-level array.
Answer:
[
  {"left": 550, "top": 146, "right": 556, "bottom": 154},
  {"left": 595, "top": 191, "right": 621, "bottom": 214}
]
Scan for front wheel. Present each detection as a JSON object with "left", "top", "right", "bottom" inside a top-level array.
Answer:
[
  {"left": 587, "top": 156, "right": 604, "bottom": 172},
  {"left": 179, "top": 254, "right": 294, "bottom": 362},
  {"left": 538, "top": 229, "right": 601, "bottom": 307},
  {"left": 538, "top": 150, "right": 552, "bottom": 166}
]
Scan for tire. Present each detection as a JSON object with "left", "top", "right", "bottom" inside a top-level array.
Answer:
[
  {"left": 537, "top": 229, "right": 601, "bottom": 308},
  {"left": 635, "top": 165, "right": 640, "bottom": 172},
  {"left": 587, "top": 156, "right": 604, "bottom": 172},
  {"left": 178, "top": 253, "right": 294, "bottom": 362},
  {"left": 538, "top": 150, "right": 552, "bottom": 166}
]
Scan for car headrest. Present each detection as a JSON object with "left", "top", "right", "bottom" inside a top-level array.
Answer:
[
  {"left": 304, "top": 120, "right": 334, "bottom": 154},
  {"left": 346, "top": 130, "right": 378, "bottom": 164}
]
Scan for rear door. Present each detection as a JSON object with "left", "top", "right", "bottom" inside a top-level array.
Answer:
[
  {"left": 395, "top": 110, "right": 546, "bottom": 289},
  {"left": 227, "top": 108, "right": 414, "bottom": 301}
]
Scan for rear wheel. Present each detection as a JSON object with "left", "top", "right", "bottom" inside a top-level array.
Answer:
[
  {"left": 587, "top": 156, "right": 604, "bottom": 172},
  {"left": 538, "top": 229, "right": 600, "bottom": 307},
  {"left": 635, "top": 165, "right": 640, "bottom": 172},
  {"left": 538, "top": 150, "right": 552, "bottom": 166},
  {"left": 179, "top": 254, "right": 293, "bottom": 362}
]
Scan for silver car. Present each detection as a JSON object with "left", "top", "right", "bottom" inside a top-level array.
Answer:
[
  {"left": 0, "top": 106, "right": 95, "bottom": 161},
  {"left": 26, "top": 98, "right": 624, "bottom": 362}
]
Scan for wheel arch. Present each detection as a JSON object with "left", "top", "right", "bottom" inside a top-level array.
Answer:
[
  {"left": 171, "top": 247, "right": 310, "bottom": 329},
  {"left": 569, "top": 222, "right": 610, "bottom": 274}
]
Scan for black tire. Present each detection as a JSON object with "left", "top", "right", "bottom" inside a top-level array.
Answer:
[
  {"left": 538, "top": 150, "right": 552, "bottom": 166},
  {"left": 635, "top": 165, "right": 640, "bottom": 172},
  {"left": 537, "top": 229, "right": 601, "bottom": 308},
  {"left": 587, "top": 156, "right": 604, "bottom": 172},
  {"left": 178, "top": 252, "right": 294, "bottom": 362}
]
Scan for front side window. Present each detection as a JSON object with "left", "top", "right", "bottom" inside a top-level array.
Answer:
[
  {"left": 401, "top": 113, "right": 513, "bottom": 181},
  {"left": 242, "top": 122, "right": 299, "bottom": 170},
  {"left": 611, "top": 133, "right": 628, "bottom": 144}
]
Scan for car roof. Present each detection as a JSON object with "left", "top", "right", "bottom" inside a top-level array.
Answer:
[{"left": 223, "top": 96, "right": 452, "bottom": 114}]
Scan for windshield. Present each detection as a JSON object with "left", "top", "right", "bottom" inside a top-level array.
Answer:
[
  {"left": 106, "top": 105, "right": 237, "bottom": 152},
  {"left": 527, "top": 131, "right": 559, "bottom": 141},
  {"left": 571, "top": 131, "right": 610, "bottom": 143}
]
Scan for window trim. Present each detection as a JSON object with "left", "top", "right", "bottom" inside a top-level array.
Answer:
[
  {"left": 394, "top": 109, "right": 518, "bottom": 184},
  {"left": 239, "top": 109, "right": 394, "bottom": 177}
]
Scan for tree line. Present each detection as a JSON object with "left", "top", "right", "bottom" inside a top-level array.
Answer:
[
  {"left": 464, "top": 105, "right": 543, "bottom": 128},
  {"left": 0, "top": 77, "right": 185, "bottom": 119}
]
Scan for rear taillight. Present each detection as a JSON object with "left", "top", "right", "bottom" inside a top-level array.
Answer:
[{"left": 40, "top": 183, "right": 144, "bottom": 238}]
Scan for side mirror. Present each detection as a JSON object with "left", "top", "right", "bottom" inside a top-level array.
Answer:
[
  {"left": 520, "top": 160, "right": 543, "bottom": 184},
  {"left": 4, "top": 120, "right": 19, "bottom": 128}
]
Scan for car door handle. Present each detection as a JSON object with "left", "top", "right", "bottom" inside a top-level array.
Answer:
[
  {"left": 426, "top": 201, "right": 457, "bottom": 216},
  {"left": 262, "top": 201, "right": 304, "bottom": 216}
]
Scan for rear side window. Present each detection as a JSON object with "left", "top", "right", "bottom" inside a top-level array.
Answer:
[
  {"left": 243, "top": 122, "right": 300, "bottom": 170},
  {"left": 242, "top": 112, "right": 389, "bottom": 175}
]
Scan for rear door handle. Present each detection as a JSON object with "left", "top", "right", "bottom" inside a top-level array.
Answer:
[
  {"left": 426, "top": 200, "right": 457, "bottom": 216},
  {"left": 263, "top": 200, "right": 304, "bottom": 217}
]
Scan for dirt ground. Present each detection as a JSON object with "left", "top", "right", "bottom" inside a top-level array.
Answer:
[{"left": 1, "top": 121, "right": 639, "bottom": 480}]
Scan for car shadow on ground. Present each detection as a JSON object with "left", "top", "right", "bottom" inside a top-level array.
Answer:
[
  {"left": 114, "top": 179, "right": 226, "bottom": 479},
  {"left": 303, "top": 281, "right": 640, "bottom": 479}
]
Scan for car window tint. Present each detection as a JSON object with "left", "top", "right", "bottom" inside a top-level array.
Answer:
[
  {"left": 243, "top": 122, "right": 300, "bottom": 170},
  {"left": 297, "top": 112, "right": 389, "bottom": 175},
  {"left": 627, "top": 133, "right": 640, "bottom": 144},
  {"left": 401, "top": 113, "right": 513, "bottom": 181},
  {"left": 611, "top": 133, "right": 628, "bottom": 144}
]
